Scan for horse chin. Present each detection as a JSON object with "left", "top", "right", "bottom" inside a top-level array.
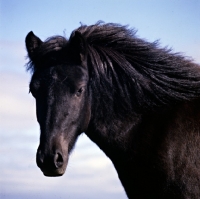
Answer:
[{"left": 42, "top": 167, "right": 67, "bottom": 177}]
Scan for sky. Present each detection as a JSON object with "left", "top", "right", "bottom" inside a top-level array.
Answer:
[{"left": 0, "top": 0, "right": 200, "bottom": 199}]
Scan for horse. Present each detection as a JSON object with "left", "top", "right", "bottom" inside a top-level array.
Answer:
[{"left": 25, "top": 22, "right": 200, "bottom": 199}]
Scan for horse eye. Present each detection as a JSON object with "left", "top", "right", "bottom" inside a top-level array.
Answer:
[{"left": 76, "top": 87, "right": 84, "bottom": 97}]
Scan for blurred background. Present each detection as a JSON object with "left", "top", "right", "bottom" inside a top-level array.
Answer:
[{"left": 0, "top": 1, "right": 199, "bottom": 198}]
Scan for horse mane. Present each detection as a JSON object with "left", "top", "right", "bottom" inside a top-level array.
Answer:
[
  {"left": 27, "top": 22, "right": 200, "bottom": 119},
  {"left": 73, "top": 22, "right": 200, "bottom": 117}
]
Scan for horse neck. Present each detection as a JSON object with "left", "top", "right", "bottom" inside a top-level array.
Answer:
[
  {"left": 85, "top": 104, "right": 177, "bottom": 162},
  {"left": 85, "top": 113, "right": 142, "bottom": 160}
]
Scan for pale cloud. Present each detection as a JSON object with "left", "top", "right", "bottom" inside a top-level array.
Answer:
[
  {"left": 0, "top": 71, "right": 126, "bottom": 199},
  {"left": 0, "top": 71, "right": 36, "bottom": 131},
  {"left": 0, "top": 132, "right": 125, "bottom": 198}
]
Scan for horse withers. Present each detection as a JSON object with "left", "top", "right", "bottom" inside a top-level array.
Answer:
[{"left": 25, "top": 23, "right": 200, "bottom": 199}]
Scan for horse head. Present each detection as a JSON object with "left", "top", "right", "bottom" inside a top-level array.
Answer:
[{"left": 26, "top": 31, "right": 91, "bottom": 176}]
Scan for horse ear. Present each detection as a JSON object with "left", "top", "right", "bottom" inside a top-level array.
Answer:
[
  {"left": 69, "top": 31, "right": 87, "bottom": 63},
  {"left": 25, "top": 31, "right": 43, "bottom": 59}
]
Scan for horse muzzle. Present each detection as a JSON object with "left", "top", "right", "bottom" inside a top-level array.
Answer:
[{"left": 36, "top": 146, "right": 68, "bottom": 177}]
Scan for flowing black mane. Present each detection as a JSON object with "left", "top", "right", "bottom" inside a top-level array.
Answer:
[{"left": 27, "top": 23, "right": 200, "bottom": 117}]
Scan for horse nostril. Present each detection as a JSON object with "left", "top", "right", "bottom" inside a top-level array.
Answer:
[{"left": 54, "top": 152, "right": 64, "bottom": 169}]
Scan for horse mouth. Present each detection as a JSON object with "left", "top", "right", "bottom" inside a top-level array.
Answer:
[{"left": 42, "top": 167, "right": 66, "bottom": 177}]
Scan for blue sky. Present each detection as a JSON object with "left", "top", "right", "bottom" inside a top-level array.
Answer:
[{"left": 0, "top": 1, "right": 200, "bottom": 199}]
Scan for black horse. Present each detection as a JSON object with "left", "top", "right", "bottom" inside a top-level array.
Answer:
[{"left": 25, "top": 22, "right": 200, "bottom": 199}]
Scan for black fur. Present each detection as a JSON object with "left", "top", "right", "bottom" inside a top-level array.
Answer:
[{"left": 26, "top": 22, "right": 200, "bottom": 199}]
